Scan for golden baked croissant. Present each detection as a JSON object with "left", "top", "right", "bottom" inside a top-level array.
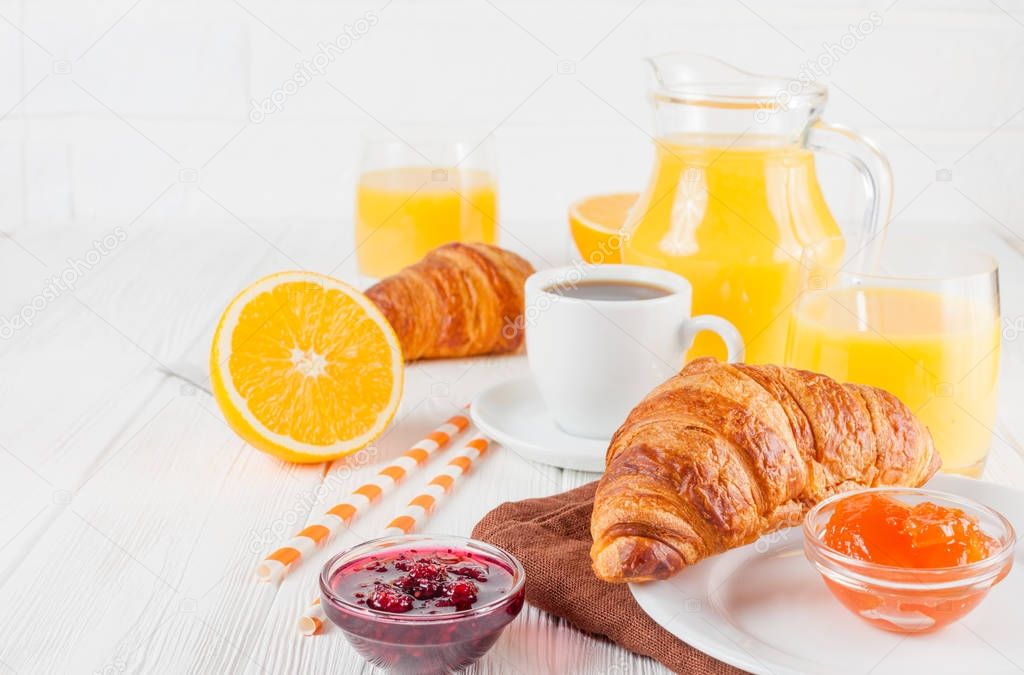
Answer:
[
  {"left": 590, "top": 358, "right": 941, "bottom": 583},
  {"left": 365, "top": 242, "right": 535, "bottom": 361}
]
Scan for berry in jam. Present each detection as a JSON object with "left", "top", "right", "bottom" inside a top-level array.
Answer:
[
  {"left": 367, "top": 582, "right": 415, "bottom": 613},
  {"left": 331, "top": 548, "right": 511, "bottom": 615},
  {"left": 448, "top": 561, "right": 489, "bottom": 581},
  {"left": 321, "top": 537, "right": 526, "bottom": 675},
  {"left": 442, "top": 579, "right": 479, "bottom": 609}
]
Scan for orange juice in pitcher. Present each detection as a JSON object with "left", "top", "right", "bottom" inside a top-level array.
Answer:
[{"left": 622, "top": 54, "right": 893, "bottom": 364}]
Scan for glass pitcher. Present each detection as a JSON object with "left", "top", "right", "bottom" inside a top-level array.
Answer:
[{"left": 622, "top": 53, "right": 893, "bottom": 364}]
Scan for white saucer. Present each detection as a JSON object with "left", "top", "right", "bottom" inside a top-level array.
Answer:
[
  {"left": 630, "top": 474, "right": 1024, "bottom": 675},
  {"left": 471, "top": 377, "right": 608, "bottom": 473}
]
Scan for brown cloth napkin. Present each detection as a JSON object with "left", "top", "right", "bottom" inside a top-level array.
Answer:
[{"left": 472, "top": 482, "right": 746, "bottom": 675}]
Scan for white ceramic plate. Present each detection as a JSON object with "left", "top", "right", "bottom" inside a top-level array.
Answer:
[
  {"left": 471, "top": 377, "right": 607, "bottom": 472},
  {"left": 630, "top": 474, "right": 1024, "bottom": 675}
]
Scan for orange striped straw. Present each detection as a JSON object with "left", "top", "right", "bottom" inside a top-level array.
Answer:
[
  {"left": 257, "top": 412, "right": 470, "bottom": 583},
  {"left": 297, "top": 598, "right": 325, "bottom": 636},
  {"left": 379, "top": 435, "right": 489, "bottom": 536},
  {"left": 298, "top": 434, "right": 491, "bottom": 636}
]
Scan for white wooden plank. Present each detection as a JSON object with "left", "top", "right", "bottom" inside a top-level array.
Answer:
[
  {"left": 0, "top": 378, "right": 330, "bottom": 673},
  {"left": 0, "top": 368, "right": 169, "bottom": 583}
]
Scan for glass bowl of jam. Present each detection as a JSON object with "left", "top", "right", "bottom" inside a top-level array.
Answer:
[
  {"left": 319, "top": 534, "right": 526, "bottom": 674},
  {"left": 804, "top": 487, "right": 1015, "bottom": 633}
]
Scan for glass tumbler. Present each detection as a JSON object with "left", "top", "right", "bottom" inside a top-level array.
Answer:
[
  {"left": 354, "top": 135, "right": 499, "bottom": 279},
  {"left": 785, "top": 236, "right": 1000, "bottom": 477}
]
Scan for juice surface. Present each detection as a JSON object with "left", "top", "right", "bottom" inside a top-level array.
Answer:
[
  {"left": 823, "top": 493, "right": 998, "bottom": 568},
  {"left": 786, "top": 286, "right": 1000, "bottom": 476},
  {"left": 355, "top": 167, "right": 497, "bottom": 278},
  {"left": 621, "top": 136, "right": 842, "bottom": 364}
]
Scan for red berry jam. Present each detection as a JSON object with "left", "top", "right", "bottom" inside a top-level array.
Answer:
[
  {"left": 332, "top": 549, "right": 508, "bottom": 614},
  {"left": 320, "top": 536, "right": 525, "bottom": 674}
]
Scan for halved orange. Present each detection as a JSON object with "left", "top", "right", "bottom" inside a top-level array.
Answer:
[
  {"left": 568, "top": 192, "right": 638, "bottom": 264},
  {"left": 210, "top": 271, "right": 403, "bottom": 464}
]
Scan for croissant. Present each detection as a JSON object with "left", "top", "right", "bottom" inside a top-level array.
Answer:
[
  {"left": 590, "top": 358, "right": 941, "bottom": 583},
  {"left": 365, "top": 242, "right": 535, "bottom": 361}
]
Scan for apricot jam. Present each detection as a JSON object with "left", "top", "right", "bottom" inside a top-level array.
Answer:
[
  {"left": 823, "top": 492, "right": 998, "bottom": 568},
  {"left": 807, "top": 491, "right": 1013, "bottom": 633}
]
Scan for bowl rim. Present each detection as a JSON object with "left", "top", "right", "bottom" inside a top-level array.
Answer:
[
  {"left": 803, "top": 486, "right": 1017, "bottom": 584},
  {"left": 319, "top": 533, "right": 527, "bottom": 624}
]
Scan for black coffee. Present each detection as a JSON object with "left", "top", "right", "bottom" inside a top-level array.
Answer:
[{"left": 544, "top": 280, "right": 672, "bottom": 301}]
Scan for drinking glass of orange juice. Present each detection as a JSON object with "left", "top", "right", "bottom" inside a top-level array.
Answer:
[
  {"left": 785, "top": 236, "right": 1000, "bottom": 477},
  {"left": 354, "top": 135, "right": 498, "bottom": 279}
]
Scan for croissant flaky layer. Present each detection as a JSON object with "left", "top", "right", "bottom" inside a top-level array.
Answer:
[
  {"left": 590, "top": 358, "right": 941, "bottom": 583},
  {"left": 365, "top": 243, "right": 535, "bottom": 361}
]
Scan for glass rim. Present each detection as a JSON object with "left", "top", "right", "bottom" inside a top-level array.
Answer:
[
  {"left": 356, "top": 132, "right": 496, "bottom": 170},
  {"left": 802, "top": 235, "right": 999, "bottom": 284},
  {"left": 358, "top": 128, "right": 496, "bottom": 146},
  {"left": 319, "top": 533, "right": 526, "bottom": 624},
  {"left": 803, "top": 486, "right": 1016, "bottom": 588}
]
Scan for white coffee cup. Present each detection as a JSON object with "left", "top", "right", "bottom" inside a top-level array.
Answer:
[{"left": 524, "top": 264, "right": 744, "bottom": 439}]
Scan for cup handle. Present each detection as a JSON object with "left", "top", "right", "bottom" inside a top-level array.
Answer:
[{"left": 680, "top": 315, "right": 745, "bottom": 363}]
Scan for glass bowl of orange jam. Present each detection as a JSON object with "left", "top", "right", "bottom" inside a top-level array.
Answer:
[{"left": 803, "top": 487, "right": 1015, "bottom": 633}]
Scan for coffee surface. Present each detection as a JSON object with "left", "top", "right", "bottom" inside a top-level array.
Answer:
[{"left": 544, "top": 280, "right": 671, "bottom": 301}]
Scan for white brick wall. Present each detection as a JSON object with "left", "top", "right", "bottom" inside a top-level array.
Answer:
[{"left": 3, "top": 0, "right": 1023, "bottom": 263}]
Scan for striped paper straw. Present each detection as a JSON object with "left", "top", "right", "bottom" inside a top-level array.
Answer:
[
  {"left": 257, "top": 412, "right": 470, "bottom": 583},
  {"left": 380, "top": 435, "right": 489, "bottom": 536},
  {"left": 297, "top": 598, "right": 325, "bottom": 637},
  {"left": 298, "top": 434, "right": 491, "bottom": 635}
]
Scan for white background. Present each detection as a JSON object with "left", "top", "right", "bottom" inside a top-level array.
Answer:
[
  {"left": 3, "top": 1, "right": 1024, "bottom": 251},
  {"left": 2, "top": 1, "right": 1024, "bottom": 674}
]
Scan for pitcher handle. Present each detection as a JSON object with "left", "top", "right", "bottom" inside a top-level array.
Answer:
[{"left": 807, "top": 121, "right": 893, "bottom": 245}]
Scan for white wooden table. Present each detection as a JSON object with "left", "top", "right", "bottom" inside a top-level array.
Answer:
[{"left": 0, "top": 223, "right": 1022, "bottom": 675}]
